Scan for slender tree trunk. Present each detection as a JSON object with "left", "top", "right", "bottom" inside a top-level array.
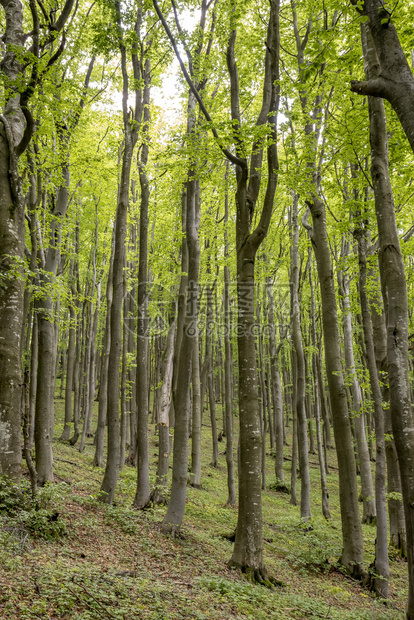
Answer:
[
  {"left": 267, "top": 281, "right": 285, "bottom": 486},
  {"left": 355, "top": 224, "right": 389, "bottom": 598},
  {"left": 338, "top": 262, "right": 376, "bottom": 524},
  {"left": 99, "top": 1, "right": 146, "bottom": 503},
  {"left": 224, "top": 265, "right": 236, "bottom": 505},
  {"left": 70, "top": 283, "right": 82, "bottom": 447},
  {"left": 120, "top": 268, "right": 129, "bottom": 472},
  {"left": 59, "top": 348, "right": 66, "bottom": 400},
  {"left": 170, "top": 192, "right": 188, "bottom": 435},
  {"left": 257, "top": 295, "right": 267, "bottom": 491},
  {"left": 290, "top": 350, "right": 298, "bottom": 507},
  {"left": 161, "top": 151, "right": 200, "bottom": 534},
  {"left": 206, "top": 279, "right": 219, "bottom": 468},
  {"left": 290, "top": 192, "right": 311, "bottom": 519},
  {"left": 304, "top": 197, "right": 365, "bottom": 578},
  {"left": 156, "top": 313, "right": 176, "bottom": 491},
  {"left": 61, "top": 278, "right": 76, "bottom": 441},
  {"left": 99, "top": 57, "right": 135, "bottom": 504},
  {"left": 35, "top": 296, "right": 57, "bottom": 485},
  {"left": 94, "top": 233, "right": 114, "bottom": 467},
  {"left": 309, "top": 251, "right": 331, "bottom": 519},
  {"left": 80, "top": 257, "right": 98, "bottom": 452},
  {"left": 223, "top": 168, "right": 236, "bottom": 504},
  {"left": 134, "top": 57, "right": 151, "bottom": 509},
  {"left": 28, "top": 313, "right": 38, "bottom": 452},
  {"left": 190, "top": 329, "right": 202, "bottom": 487}
]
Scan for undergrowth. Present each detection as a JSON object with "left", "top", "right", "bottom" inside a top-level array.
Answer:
[
  {"left": 0, "top": 476, "right": 67, "bottom": 547},
  {"left": 0, "top": 399, "right": 407, "bottom": 619}
]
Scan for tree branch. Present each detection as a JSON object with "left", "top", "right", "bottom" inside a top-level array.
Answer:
[
  {"left": 152, "top": 0, "right": 246, "bottom": 169},
  {"left": 54, "top": 0, "right": 76, "bottom": 32},
  {"left": 350, "top": 77, "right": 389, "bottom": 98}
]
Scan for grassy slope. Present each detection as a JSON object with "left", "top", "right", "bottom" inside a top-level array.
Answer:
[{"left": 0, "top": 398, "right": 407, "bottom": 619}]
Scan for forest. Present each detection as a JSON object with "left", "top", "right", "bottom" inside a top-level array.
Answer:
[{"left": 1, "top": 0, "right": 414, "bottom": 618}]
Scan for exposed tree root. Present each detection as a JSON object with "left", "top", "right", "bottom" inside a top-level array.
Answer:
[
  {"left": 362, "top": 513, "right": 376, "bottom": 525},
  {"left": 69, "top": 431, "right": 79, "bottom": 446},
  {"left": 366, "top": 561, "right": 388, "bottom": 600},
  {"left": 189, "top": 483, "right": 203, "bottom": 490},
  {"left": 335, "top": 558, "right": 368, "bottom": 583},
  {"left": 137, "top": 488, "right": 168, "bottom": 510},
  {"left": 390, "top": 535, "right": 407, "bottom": 560},
  {"left": 227, "top": 561, "right": 285, "bottom": 589},
  {"left": 159, "top": 521, "right": 184, "bottom": 539}
]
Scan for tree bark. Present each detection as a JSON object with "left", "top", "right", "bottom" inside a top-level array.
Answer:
[
  {"left": 360, "top": 22, "right": 414, "bottom": 615},
  {"left": 355, "top": 224, "right": 389, "bottom": 598},
  {"left": 338, "top": 257, "right": 376, "bottom": 524},
  {"left": 156, "top": 313, "right": 176, "bottom": 491},
  {"left": 99, "top": 1, "right": 140, "bottom": 502},
  {"left": 267, "top": 281, "right": 285, "bottom": 485},
  {"left": 161, "top": 159, "right": 200, "bottom": 534},
  {"left": 228, "top": 1, "right": 280, "bottom": 580},
  {"left": 190, "top": 327, "right": 202, "bottom": 487},
  {"left": 290, "top": 192, "right": 311, "bottom": 519},
  {"left": 350, "top": 0, "right": 414, "bottom": 155},
  {"left": 94, "top": 231, "right": 114, "bottom": 467},
  {"left": 304, "top": 197, "right": 365, "bottom": 578},
  {"left": 134, "top": 54, "right": 152, "bottom": 509},
  {"left": 309, "top": 250, "right": 331, "bottom": 520}
]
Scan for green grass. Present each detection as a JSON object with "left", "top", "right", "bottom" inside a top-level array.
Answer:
[{"left": 0, "top": 398, "right": 407, "bottom": 619}]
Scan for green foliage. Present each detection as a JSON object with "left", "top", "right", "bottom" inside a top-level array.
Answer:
[
  {"left": 0, "top": 477, "right": 67, "bottom": 542},
  {"left": 196, "top": 574, "right": 270, "bottom": 606},
  {"left": 105, "top": 504, "right": 141, "bottom": 535},
  {"left": 285, "top": 520, "right": 341, "bottom": 574}
]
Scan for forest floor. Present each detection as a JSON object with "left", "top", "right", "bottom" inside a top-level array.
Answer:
[{"left": 0, "top": 399, "right": 408, "bottom": 619}]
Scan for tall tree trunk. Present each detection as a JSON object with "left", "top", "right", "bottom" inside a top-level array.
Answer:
[
  {"left": 206, "top": 279, "right": 219, "bottom": 469},
  {"left": 338, "top": 259, "right": 376, "bottom": 524},
  {"left": 190, "top": 329, "right": 202, "bottom": 487},
  {"left": 80, "top": 226, "right": 99, "bottom": 453},
  {"left": 229, "top": 2, "right": 280, "bottom": 580},
  {"left": 267, "top": 281, "right": 285, "bottom": 486},
  {"left": 224, "top": 265, "right": 236, "bottom": 505},
  {"left": 309, "top": 251, "right": 331, "bottom": 520},
  {"left": 99, "top": 146, "right": 131, "bottom": 503},
  {"left": 290, "top": 350, "right": 298, "bottom": 507},
  {"left": 161, "top": 147, "right": 200, "bottom": 534},
  {"left": 94, "top": 232, "right": 114, "bottom": 467},
  {"left": 153, "top": 0, "right": 279, "bottom": 576},
  {"left": 223, "top": 167, "right": 236, "bottom": 505},
  {"left": 290, "top": 192, "right": 311, "bottom": 519},
  {"left": 257, "top": 293, "right": 268, "bottom": 491},
  {"left": 99, "top": 4, "right": 140, "bottom": 502},
  {"left": 360, "top": 22, "right": 414, "bottom": 615},
  {"left": 134, "top": 55, "right": 151, "bottom": 509},
  {"left": 61, "top": 269, "right": 76, "bottom": 441},
  {"left": 355, "top": 223, "right": 389, "bottom": 598},
  {"left": 0, "top": 0, "right": 75, "bottom": 481},
  {"left": 303, "top": 198, "right": 365, "bottom": 579},
  {"left": 155, "top": 313, "right": 176, "bottom": 492},
  {"left": 371, "top": 276, "right": 408, "bottom": 558}
]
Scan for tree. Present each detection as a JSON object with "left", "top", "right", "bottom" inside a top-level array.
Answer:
[
  {"left": 99, "top": 0, "right": 146, "bottom": 504},
  {"left": 353, "top": 16, "right": 414, "bottom": 616},
  {"left": 0, "top": 0, "right": 75, "bottom": 481}
]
